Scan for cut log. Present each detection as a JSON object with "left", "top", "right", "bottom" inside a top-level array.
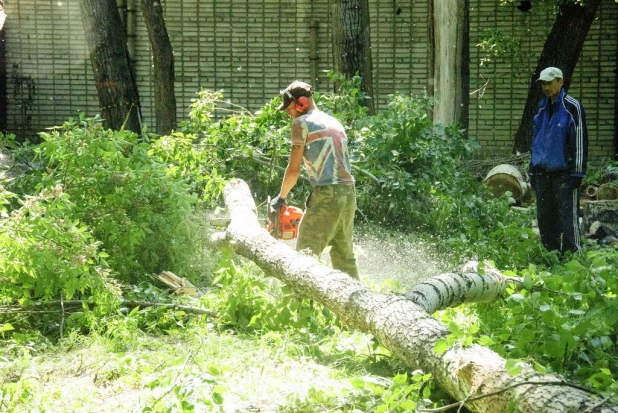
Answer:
[
  {"left": 582, "top": 200, "right": 618, "bottom": 233},
  {"left": 212, "top": 178, "right": 617, "bottom": 413},
  {"left": 584, "top": 184, "right": 599, "bottom": 199},
  {"left": 483, "top": 164, "right": 529, "bottom": 202},
  {"left": 597, "top": 183, "right": 618, "bottom": 200}
]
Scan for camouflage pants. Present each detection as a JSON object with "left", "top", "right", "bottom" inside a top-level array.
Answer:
[{"left": 296, "top": 184, "right": 359, "bottom": 280}]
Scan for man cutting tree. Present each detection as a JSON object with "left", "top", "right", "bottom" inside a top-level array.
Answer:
[{"left": 270, "top": 80, "right": 360, "bottom": 280}]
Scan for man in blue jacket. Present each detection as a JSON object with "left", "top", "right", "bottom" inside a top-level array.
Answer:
[{"left": 529, "top": 67, "right": 588, "bottom": 254}]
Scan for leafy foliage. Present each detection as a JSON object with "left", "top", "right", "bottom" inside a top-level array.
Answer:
[
  {"left": 476, "top": 29, "right": 525, "bottom": 69},
  {"left": 282, "top": 371, "right": 434, "bottom": 413},
  {"left": 0, "top": 184, "right": 118, "bottom": 308},
  {"left": 203, "top": 250, "right": 334, "bottom": 332},
  {"left": 29, "top": 116, "right": 200, "bottom": 282},
  {"left": 168, "top": 90, "right": 303, "bottom": 206},
  {"left": 352, "top": 94, "right": 476, "bottom": 228},
  {"left": 475, "top": 249, "right": 618, "bottom": 390}
]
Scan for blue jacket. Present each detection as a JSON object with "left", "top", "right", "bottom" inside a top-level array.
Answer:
[{"left": 530, "top": 89, "right": 588, "bottom": 179}]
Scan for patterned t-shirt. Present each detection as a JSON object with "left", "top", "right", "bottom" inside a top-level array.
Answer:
[{"left": 291, "top": 110, "right": 355, "bottom": 187}]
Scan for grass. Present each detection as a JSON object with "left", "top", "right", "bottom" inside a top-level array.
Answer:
[
  {"left": 0, "top": 220, "right": 452, "bottom": 413},
  {"left": 2, "top": 320, "right": 393, "bottom": 412}
]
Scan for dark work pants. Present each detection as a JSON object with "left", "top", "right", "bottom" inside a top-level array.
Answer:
[{"left": 534, "top": 171, "right": 581, "bottom": 253}]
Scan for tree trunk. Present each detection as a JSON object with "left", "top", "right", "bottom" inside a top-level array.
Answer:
[
  {"left": 331, "top": 0, "right": 375, "bottom": 114},
  {"left": 512, "top": 0, "right": 601, "bottom": 154},
  {"left": 140, "top": 0, "right": 176, "bottom": 136},
  {"left": 615, "top": 22, "right": 618, "bottom": 161},
  {"left": 432, "top": 0, "right": 469, "bottom": 128},
  {"left": 212, "top": 178, "right": 618, "bottom": 413},
  {"left": 80, "top": 0, "right": 142, "bottom": 133},
  {"left": 0, "top": 0, "right": 6, "bottom": 133},
  {"left": 427, "top": 0, "right": 435, "bottom": 121}
]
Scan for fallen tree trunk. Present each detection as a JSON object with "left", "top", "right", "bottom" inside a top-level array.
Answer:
[{"left": 211, "top": 178, "right": 616, "bottom": 413}]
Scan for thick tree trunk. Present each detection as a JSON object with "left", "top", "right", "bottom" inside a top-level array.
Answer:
[
  {"left": 212, "top": 178, "right": 617, "bottom": 413},
  {"left": 432, "top": 0, "right": 469, "bottom": 129},
  {"left": 512, "top": 0, "right": 601, "bottom": 154},
  {"left": 331, "top": 0, "right": 375, "bottom": 114},
  {"left": 615, "top": 26, "right": 618, "bottom": 161},
  {"left": 80, "top": 0, "right": 142, "bottom": 133},
  {"left": 0, "top": 0, "right": 6, "bottom": 133},
  {"left": 140, "top": 0, "right": 176, "bottom": 135}
]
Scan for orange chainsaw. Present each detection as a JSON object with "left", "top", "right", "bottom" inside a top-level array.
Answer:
[
  {"left": 267, "top": 200, "right": 304, "bottom": 240},
  {"left": 209, "top": 199, "right": 303, "bottom": 241}
]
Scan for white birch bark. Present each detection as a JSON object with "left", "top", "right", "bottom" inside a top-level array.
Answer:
[
  {"left": 405, "top": 262, "right": 523, "bottom": 314},
  {"left": 212, "top": 178, "right": 617, "bottom": 413}
]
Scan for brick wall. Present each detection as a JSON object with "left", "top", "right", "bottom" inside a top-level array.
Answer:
[
  {"left": 3, "top": 0, "right": 616, "bottom": 160},
  {"left": 5, "top": 0, "right": 99, "bottom": 138}
]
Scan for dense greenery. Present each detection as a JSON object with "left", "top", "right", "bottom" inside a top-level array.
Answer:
[{"left": 1, "top": 75, "right": 618, "bottom": 411}]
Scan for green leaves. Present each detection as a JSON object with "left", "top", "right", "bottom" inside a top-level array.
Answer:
[
  {"left": 32, "top": 118, "right": 201, "bottom": 283},
  {"left": 475, "top": 249, "right": 618, "bottom": 395},
  {"left": 284, "top": 370, "right": 432, "bottom": 413},
  {"left": 0, "top": 184, "right": 116, "bottom": 308},
  {"left": 433, "top": 319, "right": 482, "bottom": 355}
]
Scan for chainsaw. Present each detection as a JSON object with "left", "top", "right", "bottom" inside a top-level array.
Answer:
[
  {"left": 209, "top": 198, "right": 303, "bottom": 241},
  {"left": 267, "top": 200, "right": 304, "bottom": 240}
]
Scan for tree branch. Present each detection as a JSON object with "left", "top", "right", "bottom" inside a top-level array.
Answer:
[{"left": 0, "top": 299, "right": 217, "bottom": 317}]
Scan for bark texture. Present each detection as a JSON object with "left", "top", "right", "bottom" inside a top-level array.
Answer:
[
  {"left": 615, "top": 31, "right": 618, "bottom": 160},
  {"left": 513, "top": 0, "right": 601, "bottom": 153},
  {"left": 141, "top": 0, "right": 176, "bottom": 135},
  {"left": 0, "top": 0, "right": 6, "bottom": 133},
  {"left": 213, "top": 178, "right": 618, "bottom": 413},
  {"left": 405, "top": 262, "right": 521, "bottom": 314},
  {"left": 331, "top": 0, "right": 375, "bottom": 114},
  {"left": 431, "top": 0, "right": 469, "bottom": 128},
  {"left": 80, "top": 0, "right": 142, "bottom": 133}
]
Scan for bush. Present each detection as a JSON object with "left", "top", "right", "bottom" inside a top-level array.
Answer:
[
  {"left": 29, "top": 116, "right": 201, "bottom": 283},
  {"left": 475, "top": 248, "right": 618, "bottom": 389},
  {"left": 172, "top": 90, "right": 307, "bottom": 206},
  {"left": 0, "top": 185, "right": 118, "bottom": 307}
]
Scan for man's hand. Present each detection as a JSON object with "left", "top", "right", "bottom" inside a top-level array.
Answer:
[
  {"left": 529, "top": 173, "right": 537, "bottom": 191},
  {"left": 570, "top": 175, "right": 583, "bottom": 190},
  {"left": 270, "top": 195, "right": 286, "bottom": 212}
]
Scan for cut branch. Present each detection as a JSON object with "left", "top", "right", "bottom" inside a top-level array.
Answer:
[
  {"left": 0, "top": 299, "right": 217, "bottom": 317},
  {"left": 405, "top": 261, "right": 523, "bottom": 314}
]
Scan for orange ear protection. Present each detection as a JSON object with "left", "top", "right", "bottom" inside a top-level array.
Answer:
[
  {"left": 285, "top": 90, "right": 309, "bottom": 112},
  {"left": 295, "top": 96, "right": 308, "bottom": 112}
]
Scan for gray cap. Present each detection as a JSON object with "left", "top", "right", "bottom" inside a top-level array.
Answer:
[{"left": 537, "top": 67, "right": 563, "bottom": 82}]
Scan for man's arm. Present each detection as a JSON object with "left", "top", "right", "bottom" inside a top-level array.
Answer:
[
  {"left": 565, "top": 95, "right": 588, "bottom": 177},
  {"left": 279, "top": 143, "right": 304, "bottom": 199}
]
